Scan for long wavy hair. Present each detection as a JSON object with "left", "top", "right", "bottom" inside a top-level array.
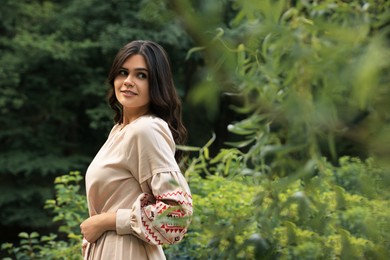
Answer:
[{"left": 107, "top": 40, "right": 187, "bottom": 161}]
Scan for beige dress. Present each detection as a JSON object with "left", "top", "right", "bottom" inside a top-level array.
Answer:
[{"left": 84, "top": 115, "right": 192, "bottom": 260}]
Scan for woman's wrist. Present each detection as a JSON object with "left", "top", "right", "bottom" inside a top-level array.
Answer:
[{"left": 99, "top": 212, "right": 116, "bottom": 232}]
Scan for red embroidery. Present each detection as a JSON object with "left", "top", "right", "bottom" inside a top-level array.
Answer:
[
  {"left": 138, "top": 191, "right": 192, "bottom": 245},
  {"left": 156, "top": 191, "right": 192, "bottom": 199},
  {"left": 156, "top": 191, "right": 193, "bottom": 208},
  {"left": 142, "top": 218, "right": 162, "bottom": 244},
  {"left": 160, "top": 208, "right": 187, "bottom": 233}
]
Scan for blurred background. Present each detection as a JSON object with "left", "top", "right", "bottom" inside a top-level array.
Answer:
[
  {"left": 1, "top": 0, "right": 389, "bottom": 259},
  {"left": 0, "top": 0, "right": 222, "bottom": 240}
]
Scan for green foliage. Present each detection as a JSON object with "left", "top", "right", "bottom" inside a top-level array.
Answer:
[
  {"left": 182, "top": 0, "right": 390, "bottom": 164},
  {"left": 2, "top": 156, "right": 389, "bottom": 259},
  {"left": 45, "top": 171, "right": 88, "bottom": 235},
  {"left": 0, "top": 0, "right": 195, "bottom": 231},
  {"left": 2, "top": 0, "right": 390, "bottom": 259},
  {"left": 1, "top": 171, "right": 87, "bottom": 260},
  {"left": 165, "top": 144, "right": 390, "bottom": 259},
  {"left": 166, "top": 0, "right": 390, "bottom": 259}
]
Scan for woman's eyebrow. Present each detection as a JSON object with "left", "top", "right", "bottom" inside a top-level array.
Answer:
[
  {"left": 120, "top": 67, "right": 148, "bottom": 72},
  {"left": 134, "top": 67, "right": 149, "bottom": 72}
]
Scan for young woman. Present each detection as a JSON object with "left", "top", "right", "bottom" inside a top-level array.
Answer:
[{"left": 80, "top": 40, "right": 192, "bottom": 260}]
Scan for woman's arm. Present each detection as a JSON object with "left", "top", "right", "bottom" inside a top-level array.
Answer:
[
  {"left": 80, "top": 212, "right": 116, "bottom": 243},
  {"left": 80, "top": 172, "right": 192, "bottom": 245},
  {"left": 116, "top": 171, "right": 193, "bottom": 245}
]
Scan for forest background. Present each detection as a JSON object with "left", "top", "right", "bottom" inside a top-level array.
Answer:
[{"left": 0, "top": 0, "right": 389, "bottom": 259}]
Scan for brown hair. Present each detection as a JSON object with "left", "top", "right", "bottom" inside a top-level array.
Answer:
[{"left": 107, "top": 40, "right": 187, "bottom": 161}]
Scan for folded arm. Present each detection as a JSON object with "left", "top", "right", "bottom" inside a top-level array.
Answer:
[{"left": 116, "top": 171, "right": 193, "bottom": 245}]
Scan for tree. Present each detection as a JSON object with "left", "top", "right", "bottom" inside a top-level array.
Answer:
[
  {"left": 2, "top": 0, "right": 390, "bottom": 258},
  {"left": 173, "top": 0, "right": 390, "bottom": 165},
  {"left": 167, "top": 0, "right": 390, "bottom": 258},
  {"left": 0, "top": 0, "right": 196, "bottom": 239}
]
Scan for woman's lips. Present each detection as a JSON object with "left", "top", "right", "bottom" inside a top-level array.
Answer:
[{"left": 121, "top": 90, "right": 138, "bottom": 97}]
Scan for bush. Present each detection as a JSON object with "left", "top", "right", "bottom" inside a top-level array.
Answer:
[
  {"left": 165, "top": 0, "right": 390, "bottom": 258},
  {"left": 165, "top": 145, "right": 390, "bottom": 259},
  {"left": 2, "top": 154, "right": 389, "bottom": 260},
  {"left": 1, "top": 171, "right": 87, "bottom": 260},
  {"left": 2, "top": 1, "right": 390, "bottom": 259}
]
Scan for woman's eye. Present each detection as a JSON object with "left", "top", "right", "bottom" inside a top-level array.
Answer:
[
  {"left": 137, "top": 73, "right": 147, "bottom": 79},
  {"left": 118, "top": 70, "right": 128, "bottom": 76}
]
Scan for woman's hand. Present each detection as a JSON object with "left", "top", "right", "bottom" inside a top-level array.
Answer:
[
  {"left": 82, "top": 238, "right": 88, "bottom": 257},
  {"left": 80, "top": 212, "right": 116, "bottom": 243}
]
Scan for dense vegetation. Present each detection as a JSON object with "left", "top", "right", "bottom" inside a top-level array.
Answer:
[
  {"left": 1, "top": 0, "right": 389, "bottom": 259},
  {"left": 0, "top": 0, "right": 202, "bottom": 233}
]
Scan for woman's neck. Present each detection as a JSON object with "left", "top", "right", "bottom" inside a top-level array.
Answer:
[{"left": 121, "top": 107, "right": 150, "bottom": 125}]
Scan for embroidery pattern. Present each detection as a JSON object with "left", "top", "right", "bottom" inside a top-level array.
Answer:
[
  {"left": 139, "top": 192, "right": 192, "bottom": 245},
  {"left": 156, "top": 191, "right": 193, "bottom": 207}
]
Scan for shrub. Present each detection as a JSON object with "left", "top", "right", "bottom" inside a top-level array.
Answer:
[
  {"left": 165, "top": 146, "right": 390, "bottom": 259},
  {"left": 2, "top": 154, "right": 389, "bottom": 260},
  {"left": 1, "top": 171, "right": 87, "bottom": 260}
]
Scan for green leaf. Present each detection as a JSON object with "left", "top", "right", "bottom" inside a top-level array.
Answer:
[
  {"left": 176, "top": 145, "right": 201, "bottom": 152},
  {"left": 18, "top": 232, "right": 29, "bottom": 239}
]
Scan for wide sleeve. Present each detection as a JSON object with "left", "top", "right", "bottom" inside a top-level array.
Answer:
[
  {"left": 116, "top": 171, "right": 193, "bottom": 245},
  {"left": 125, "top": 117, "right": 180, "bottom": 183}
]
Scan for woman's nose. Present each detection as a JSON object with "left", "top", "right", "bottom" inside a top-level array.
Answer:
[{"left": 124, "top": 75, "right": 135, "bottom": 87}]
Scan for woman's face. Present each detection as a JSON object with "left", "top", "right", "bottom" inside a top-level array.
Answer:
[{"left": 114, "top": 54, "right": 150, "bottom": 117}]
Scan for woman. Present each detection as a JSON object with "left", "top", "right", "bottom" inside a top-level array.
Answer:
[{"left": 80, "top": 40, "right": 192, "bottom": 260}]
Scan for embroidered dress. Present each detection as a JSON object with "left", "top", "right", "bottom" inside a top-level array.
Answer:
[{"left": 84, "top": 115, "right": 192, "bottom": 260}]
